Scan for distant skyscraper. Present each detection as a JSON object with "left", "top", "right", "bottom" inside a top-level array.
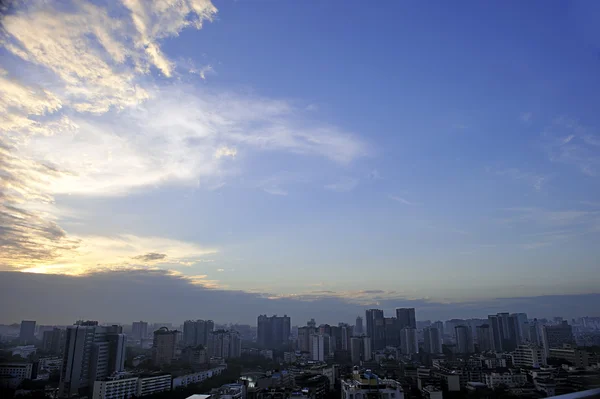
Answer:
[
  {"left": 297, "top": 326, "right": 313, "bottom": 352},
  {"left": 339, "top": 323, "right": 352, "bottom": 351},
  {"left": 432, "top": 321, "right": 444, "bottom": 337},
  {"left": 365, "top": 309, "right": 385, "bottom": 350},
  {"left": 488, "top": 312, "right": 518, "bottom": 352},
  {"left": 182, "top": 319, "right": 214, "bottom": 347},
  {"left": 42, "top": 328, "right": 65, "bottom": 354},
  {"left": 19, "top": 320, "right": 36, "bottom": 344},
  {"left": 384, "top": 317, "right": 400, "bottom": 347},
  {"left": 354, "top": 316, "right": 363, "bottom": 335},
  {"left": 152, "top": 327, "right": 177, "bottom": 366},
  {"left": 511, "top": 313, "right": 528, "bottom": 344},
  {"left": 455, "top": 325, "right": 474, "bottom": 353},
  {"left": 59, "top": 324, "right": 125, "bottom": 398},
  {"left": 400, "top": 327, "right": 418, "bottom": 355},
  {"left": 208, "top": 330, "right": 241, "bottom": 359},
  {"left": 311, "top": 334, "right": 331, "bottom": 362},
  {"left": 350, "top": 336, "right": 371, "bottom": 363},
  {"left": 257, "top": 315, "right": 291, "bottom": 348},
  {"left": 423, "top": 327, "right": 442, "bottom": 354},
  {"left": 131, "top": 321, "right": 148, "bottom": 340},
  {"left": 476, "top": 324, "right": 493, "bottom": 352},
  {"left": 396, "top": 308, "right": 416, "bottom": 329}
]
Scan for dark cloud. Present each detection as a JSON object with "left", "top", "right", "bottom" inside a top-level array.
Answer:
[
  {"left": 0, "top": 270, "right": 598, "bottom": 325},
  {"left": 131, "top": 252, "right": 167, "bottom": 262}
]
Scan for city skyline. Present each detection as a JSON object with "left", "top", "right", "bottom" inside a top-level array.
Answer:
[{"left": 1, "top": 0, "right": 600, "bottom": 322}]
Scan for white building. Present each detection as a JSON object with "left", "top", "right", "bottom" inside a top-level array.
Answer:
[
  {"left": 137, "top": 374, "right": 172, "bottom": 397},
  {"left": 483, "top": 371, "right": 527, "bottom": 388},
  {"left": 512, "top": 344, "right": 546, "bottom": 368},
  {"left": 11, "top": 345, "right": 37, "bottom": 358},
  {"left": 423, "top": 327, "right": 442, "bottom": 354},
  {"left": 93, "top": 376, "right": 138, "bottom": 399},
  {"left": 172, "top": 366, "right": 226, "bottom": 389},
  {"left": 342, "top": 371, "right": 404, "bottom": 399},
  {"left": 311, "top": 334, "right": 331, "bottom": 362}
]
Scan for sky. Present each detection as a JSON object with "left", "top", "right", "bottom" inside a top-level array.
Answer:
[{"left": 1, "top": 0, "right": 600, "bottom": 324}]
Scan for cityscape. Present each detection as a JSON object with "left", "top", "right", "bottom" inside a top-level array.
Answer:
[
  {"left": 1, "top": 309, "right": 600, "bottom": 399},
  {"left": 1, "top": 1, "right": 600, "bottom": 399}
]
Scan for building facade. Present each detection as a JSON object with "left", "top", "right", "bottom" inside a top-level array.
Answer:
[
  {"left": 152, "top": 327, "right": 177, "bottom": 366},
  {"left": 19, "top": 320, "right": 36, "bottom": 344},
  {"left": 257, "top": 315, "right": 291, "bottom": 348}
]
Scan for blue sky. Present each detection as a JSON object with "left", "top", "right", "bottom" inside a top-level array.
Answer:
[{"left": 1, "top": 0, "right": 599, "bottom": 314}]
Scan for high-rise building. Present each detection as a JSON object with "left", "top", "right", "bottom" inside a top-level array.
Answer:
[
  {"left": 476, "top": 324, "right": 494, "bottom": 352},
  {"left": 19, "top": 320, "right": 36, "bottom": 344},
  {"left": 513, "top": 344, "right": 546, "bottom": 368},
  {"left": 42, "top": 328, "right": 65, "bottom": 354},
  {"left": 310, "top": 334, "right": 330, "bottom": 361},
  {"left": 396, "top": 308, "right": 416, "bottom": 329},
  {"left": 488, "top": 312, "right": 518, "bottom": 352},
  {"left": 511, "top": 313, "right": 528, "bottom": 344},
  {"left": 152, "top": 327, "right": 177, "bottom": 366},
  {"left": 355, "top": 316, "right": 363, "bottom": 336},
  {"left": 182, "top": 320, "right": 214, "bottom": 347},
  {"left": 297, "top": 326, "right": 313, "bottom": 352},
  {"left": 432, "top": 321, "right": 444, "bottom": 338},
  {"left": 350, "top": 336, "right": 372, "bottom": 363},
  {"left": 339, "top": 323, "right": 353, "bottom": 351},
  {"left": 208, "top": 330, "right": 241, "bottom": 359},
  {"left": 384, "top": 317, "right": 400, "bottom": 347},
  {"left": 365, "top": 309, "right": 385, "bottom": 350},
  {"left": 541, "top": 321, "right": 574, "bottom": 357},
  {"left": 400, "top": 328, "right": 418, "bottom": 355},
  {"left": 423, "top": 327, "right": 442, "bottom": 354},
  {"left": 131, "top": 321, "right": 148, "bottom": 340},
  {"left": 455, "top": 325, "right": 474, "bottom": 353},
  {"left": 257, "top": 315, "right": 291, "bottom": 348},
  {"left": 59, "top": 324, "right": 126, "bottom": 398}
]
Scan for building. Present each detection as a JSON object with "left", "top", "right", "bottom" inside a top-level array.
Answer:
[
  {"left": 455, "top": 325, "right": 474, "bottom": 353},
  {"left": 432, "top": 321, "right": 444, "bottom": 338},
  {"left": 355, "top": 316, "right": 363, "bottom": 336},
  {"left": 310, "top": 334, "right": 331, "bottom": 362},
  {"left": 10, "top": 345, "right": 37, "bottom": 358},
  {"left": 548, "top": 344, "right": 590, "bottom": 368},
  {"left": 42, "top": 328, "right": 65, "bottom": 354},
  {"left": 137, "top": 374, "right": 172, "bottom": 396},
  {"left": 488, "top": 312, "right": 519, "bottom": 352},
  {"left": 59, "top": 324, "right": 126, "bottom": 398},
  {"left": 172, "top": 366, "right": 226, "bottom": 389},
  {"left": 384, "top": 317, "right": 400, "bottom": 347},
  {"left": 512, "top": 344, "right": 546, "bottom": 367},
  {"left": 396, "top": 308, "right": 416, "bottom": 329},
  {"left": 131, "top": 321, "right": 148, "bottom": 341},
  {"left": 483, "top": 371, "right": 527, "bottom": 388},
  {"left": 421, "top": 385, "right": 443, "bottom": 399},
  {"left": 476, "top": 324, "right": 493, "bottom": 352},
  {"left": 0, "top": 362, "right": 33, "bottom": 388},
  {"left": 400, "top": 328, "right": 418, "bottom": 355},
  {"left": 182, "top": 345, "right": 208, "bottom": 365},
  {"left": 542, "top": 322, "right": 574, "bottom": 356},
  {"left": 341, "top": 370, "right": 404, "bottom": 399},
  {"left": 257, "top": 315, "right": 291, "bottom": 348},
  {"left": 93, "top": 375, "right": 138, "bottom": 399},
  {"left": 350, "top": 336, "right": 371, "bottom": 363},
  {"left": 183, "top": 320, "right": 215, "bottom": 347},
  {"left": 365, "top": 309, "right": 385, "bottom": 350},
  {"left": 208, "top": 330, "right": 241, "bottom": 359},
  {"left": 423, "top": 327, "right": 442, "bottom": 354},
  {"left": 152, "top": 327, "right": 178, "bottom": 366},
  {"left": 19, "top": 320, "right": 36, "bottom": 344},
  {"left": 511, "top": 313, "right": 528, "bottom": 344}
]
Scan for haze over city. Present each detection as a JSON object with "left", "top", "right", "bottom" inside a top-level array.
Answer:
[{"left": 2, "top": 0, "right": 600, "bottom": 324}]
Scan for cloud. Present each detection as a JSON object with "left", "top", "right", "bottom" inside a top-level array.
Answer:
[
  {"left": 2, "top": 271, "right": 598, "bottom": 324},
  {"left": 324, "top": 177, "right": 359, "bottom": 192},
  {"left": 132, "top": 252, "right": 167, "bottom": 262},
  {"left": 544, "top": 118, "right": 600, "bottom": 176},
  {"left": 262, "top": 187, "right": 288, "bottom": 196},
  {"left": 493, "top": 168, "right": 548, "bottom": 191},
  {"left": 520, "top": 112, "right": 532, "bottom": 122},
  {"left": 388, "top": 195, "right": 413, "bottom": 205},
  {"left": 189, "top": 65, "right": 214, "bottom": 80}
]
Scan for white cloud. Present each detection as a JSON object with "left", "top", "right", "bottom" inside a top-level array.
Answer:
[
  {"left": 324, "top": 177, "right": 359, "bottom": 192},
  {"left": 388, "top": 195, "right": 413, "bottom": 205},
  {"left": 520, "top": 112, "right": 533, "bottom": 122},
  {"left": 544, "top": 118, "right": 600, "bottom": 176}
]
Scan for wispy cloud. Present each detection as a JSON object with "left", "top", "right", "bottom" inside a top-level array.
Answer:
[
  {"left": 520, "top": 112, "right": 533, "bottom": 123},
  {"left": 324, "top": 177, "right": 359, "bottom": 192},
  {"left": 388, "top": 195, "right": 413, "bottom": 205},
  {"left": 543, "top": 118, "right": 600, "bottom": 176},
  {"left": 493, "top": 168, "right": 548, "bottom": 191}
]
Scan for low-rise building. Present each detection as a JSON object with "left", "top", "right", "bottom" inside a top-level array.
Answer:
[
  {"left": 483, "top": 371, "right": 527, "bottom": 389},
  {"left": 341, "top": 370, "right": 404, "bottom": 399},
  {"left": 137, "top": 374, "right": 172, "bottom": 397},
  {"left": 93, "top": 376, "right": 139, "bottom": 399},
  {"left": 549, "top": 345, "right": 590, "bottom": 368},
  {"left": 421, "top": 385, "right": 443, "bottom": 399},
  {"left": 0, "top": 362, "right": 33, "bottom": 388},
  {"left": 512, "top": 344, "right": 546, "bottom": 368},
  {"left": 172, "top": 366, "right": 227, "bottom": 389}
]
